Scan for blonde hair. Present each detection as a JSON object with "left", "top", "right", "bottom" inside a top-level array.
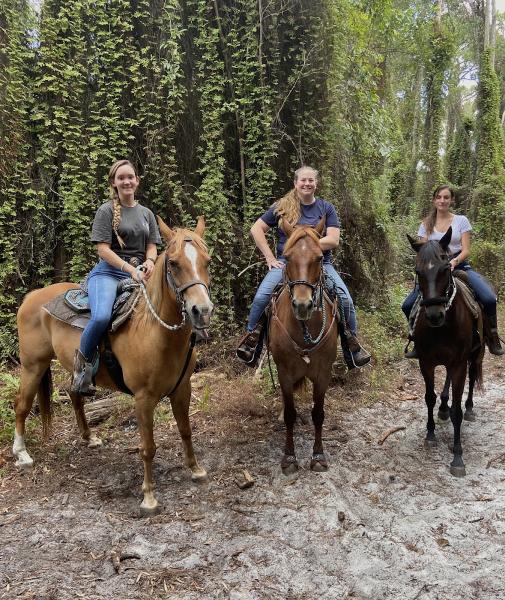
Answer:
[
  {"left": 274, "top": 166, "right": 319, "bottom": 225},
  {"left": 108, "top": 159, "right": 137, "bottom": 249},
  {"left": 423, "top": 184, "right": 455, "bottom": 236}
]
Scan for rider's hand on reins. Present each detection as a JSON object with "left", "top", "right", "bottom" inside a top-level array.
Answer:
[
  {"left": 142, "top": 258, "right": 155, "bottom": 280},
  {"left": 135, "top": 265, "right": 147, "bottom": 282}
]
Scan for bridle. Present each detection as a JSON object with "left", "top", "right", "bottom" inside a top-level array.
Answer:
[
  {"left": 284, "top": 264, "right": 327, "bottom": 346},
  {"left": 418, "top": 262, "right": 457, "bottom": 312},
  {"left": 138, "top": 237, "right": 210, "bottom": 331}
]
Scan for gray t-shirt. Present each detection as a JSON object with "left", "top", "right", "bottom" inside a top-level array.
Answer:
[{"left": 91, "top": 201, "right": 162, "bottom": 263}]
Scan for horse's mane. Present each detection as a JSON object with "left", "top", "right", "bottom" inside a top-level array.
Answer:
[
  {"left": 133, "top": 227, "right": 208, "bottom": 327},
  {"left": 283, "top": 226, "right": 321, "bottom": 255},
  {"left": 417, "top": 240, "right": 448, "bottom": 269}
]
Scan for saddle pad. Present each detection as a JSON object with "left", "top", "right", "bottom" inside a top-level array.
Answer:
[
  {"left": 454, "top": 278, "right": 480, "bottom": 320},
  {"left": 43, "top": 286, "right": 141, "bottom": 332}
]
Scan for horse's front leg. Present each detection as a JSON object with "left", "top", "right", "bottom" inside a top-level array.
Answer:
[
  {"left": 169, "top": 379, "right": 207, "bottom": 482},
  {"left": 310, "top": 378, "right": 330, "bottom": 472},
  {"left": 448, "top": 363, "right": 467, "bottom": 477},
  {"left": 419, "top": 362, "right": 437, "bottom": 447},
  {"left": 68, "top": 391, "right": 102, "bottom": 448},
  {"left": 438, "top": 371, "right": 451, "bottom": 421},
  {"left": 135, "top": 392, "right": 160, "bottom": 515},
  {"left": 279, "top": 377, "right": 298, "bottom": 475}
]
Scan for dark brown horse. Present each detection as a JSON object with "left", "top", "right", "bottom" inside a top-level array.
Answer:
[
  {"left": 408, "top": 227, "right": 484, "bottom": 477},
  {"left": 268, "top": 220, "right": 339, "bottom": 474},
  {"left": 14, "top": 217, "right": 213, "bottom": 514}
]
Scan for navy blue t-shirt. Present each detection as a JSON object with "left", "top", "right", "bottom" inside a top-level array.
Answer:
[{"left": 260, "top": 197, "right": 341, "bottom": 263}]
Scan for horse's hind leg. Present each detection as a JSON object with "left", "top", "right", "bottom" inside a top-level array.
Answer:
[
  {"left": 310, "top": 379, "right": 329, "bottom": 472},
  {"left": 448, "top": 364, "right": 467, "bottom": 477},
  {"left": 68, "top": 391, "right": 102, "bottom": 448},
  {"left": 279, "top": 379, "right": 298, "bottom": 475},
  {"left": 419, "top": 362, "right": 437, "bottom": 447},
  {"left": 170, "top": 380, "right": 207, "bottom": 482},
  {"left": 13, "top": 363, "right": 49, "bottom": 468},
  {"left": 438, "top": 371, "right": 451, "bottom": 421},
  {"left": 464, "top": 359, "right": 478, "bottom": 422}
]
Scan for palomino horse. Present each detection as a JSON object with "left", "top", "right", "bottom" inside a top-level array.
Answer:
[
  {"left": 14, "top": 217, "right": 213, "bottom": 514},
  {"left": 408, "top": 227, "right": 484, "bottom": 477},
  {"left": 268, "top": 219, "right": 339, "bottom": 474}
]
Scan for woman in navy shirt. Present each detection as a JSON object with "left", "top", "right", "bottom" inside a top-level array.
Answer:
[{"left": 236, "top": 166, "right": 370, "bottom": 369}]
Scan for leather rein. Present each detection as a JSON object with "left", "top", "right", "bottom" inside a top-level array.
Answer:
[{"left": 270, "top": 270, "right": 338, "bottom": 358}]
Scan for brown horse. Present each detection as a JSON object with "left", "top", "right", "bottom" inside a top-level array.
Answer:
[
  {"left": 408, "top": 227, "right": 484, "bottom": 477},
  {"left": 14, "top": 216, "right": 213, "bottom": 514},
  {"left": 268, "top": 219, "right": 339, "bottom": 474}
]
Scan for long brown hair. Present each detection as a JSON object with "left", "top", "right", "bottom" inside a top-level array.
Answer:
[
  {"left": 423, "top": 184, "right": 455, "bottom": 236},
  {"left": 274, "top": 166, "right": 319, "bottom": 225},
  {"left": 108, "top": 159, "right": 138, "bottom": 248}
]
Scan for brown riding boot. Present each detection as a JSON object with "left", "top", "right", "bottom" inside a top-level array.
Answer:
[
  {"left": 340, "top": 327, "right": 371, "bottom": 369},
  {"left": 71, "top": 349, "right": 96, "bottom": 396},
  {"left": 236, "top": 327, "right": 262, "bottom": 366},
  {"left": 484, "top": 314, "right": 505, "bottom": 356}
]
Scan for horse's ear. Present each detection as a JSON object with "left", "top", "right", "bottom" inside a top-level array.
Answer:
[
  {"left": 194, "top": 215, "right": 205, "bottom": 238},
  {"left": 439, "top": 226, "right": 452, "bottom": 251},
  {"left": 407, "top": 233, "right": 423, "bottom": 253},
  {"left": 315, "top": 216, "right": 326, "bottom": 236},
  {"left": 156, "top": 215, "right": 175, "bottom": 243},
  {"left": 280, "top": 218, "right": 294, "bottom": 237}
]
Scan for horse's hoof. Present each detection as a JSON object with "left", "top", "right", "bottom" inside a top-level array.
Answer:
[
  {"left": 191, "top": 467, "right": 208, "bottom": 483},
  {"left": 281, "top": 455, "right": 298, "bottom": 475},
  {"left": 438, "top": 410, "right": 450, "bottom": 421},
  {"left": 450, "top": 464, "right": 466, "bottom": 477},
  {"left": 464, "top": 411, "right": 476, "bottom": 422},
  {"left": 424, "top": 437, "right": 437, "bottom": 448},
  {"left": 14, "top": 451, "right": 34, "bottom": 470},
  {"left": 140, "top": 497, "right": 161, "bottom": 516},
  {"left": 310, "top": 458, "right": 328, "bottom": 472},
  {"left": 87, "top": 434, "right": 103, "bottom": 448}
]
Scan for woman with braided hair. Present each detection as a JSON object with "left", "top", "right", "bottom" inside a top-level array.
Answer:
[
  {"left": 236, "top": 165, "right": 371, "bottom": 369},
  {"left": 72, "top": 159, "right": 161, "bottom": 395}
]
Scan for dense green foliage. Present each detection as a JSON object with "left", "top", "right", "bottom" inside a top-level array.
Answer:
[{"left": 1, "top": 0, "right": 505, "bottom": 359}]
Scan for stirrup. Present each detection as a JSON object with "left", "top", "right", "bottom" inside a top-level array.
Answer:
[{"left": 236, "top": 329, "right": 261, "bottom": 366}]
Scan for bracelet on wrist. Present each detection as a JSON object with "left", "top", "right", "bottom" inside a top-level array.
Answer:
[
  {"left": 146, "top": 257, "right": 156, "bottom": 264},
  {"left": 120, "top": 261, "right": 127, "bottom": 272}
]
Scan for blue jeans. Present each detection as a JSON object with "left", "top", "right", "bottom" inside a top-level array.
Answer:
[
  {"left": 247, "top": 262, "right": 358, "bottom": 335},
  {"left": 79, "top": 260, "right": 131, "bottom": 360},
  {"left": 402, "top": 263, "right": 497, "bottom": 319}
]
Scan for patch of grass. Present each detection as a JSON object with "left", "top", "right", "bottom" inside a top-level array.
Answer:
[
  {"left": 155, "top": 402, "right": 174, "bottom": 425},
  {"left": 0, "top": 372, "right": 19, "bottom": 444},
  {"left": 359, "top": 282, "right": 410, "bottom": 368},
  {"left": 197, "top": 384, "right": 211, "bottom": 412}
]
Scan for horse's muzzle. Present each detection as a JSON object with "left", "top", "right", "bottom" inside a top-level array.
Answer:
[
  {"left": 425, "top": 306, "right": 445, "bottom": 328},
  {"left": 292, "top": 298, "right": 314, "bottom": 321},
  {"left": 187, "top": 301, "right": 214, "bottom": 330}
]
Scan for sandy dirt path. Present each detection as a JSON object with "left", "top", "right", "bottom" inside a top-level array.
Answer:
[{"left": 1, "top": 362, "right": 505, "bottom": 599}]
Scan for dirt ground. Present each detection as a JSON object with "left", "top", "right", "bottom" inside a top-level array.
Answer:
[{"left": 1, "top": 354, "right": 505, "bottom": 600}]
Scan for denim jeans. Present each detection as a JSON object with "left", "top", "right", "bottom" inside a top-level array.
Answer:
[
  {"left": 79, "top": 260, "right": 131, "bottom": 360},
  {"left": 247, "top": 262, "right": 357, "bottom": 335},
  {"left": 401, "top": 262, "right": 497, "bottom": 319}
]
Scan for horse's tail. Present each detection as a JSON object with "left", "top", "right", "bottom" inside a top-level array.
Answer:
[
  {"left": 469, "top": 355, "right": 484, "bottom": 392},
  {"left": 38, "top": 368, "right": 53, "bottom": 438},
  {"left": 293, "top": 377, "right": 307, "bottom": 396}
]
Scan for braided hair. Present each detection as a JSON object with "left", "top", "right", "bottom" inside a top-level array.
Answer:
[{"left": 108, "top": 159, "right": 137, "bottom": 248}]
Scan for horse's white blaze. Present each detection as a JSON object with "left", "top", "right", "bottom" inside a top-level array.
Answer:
[
  {"left": 13, "top": 431, "right": 33, "bottom": 468},
  {"left": 184, "top": 243, "right": 211, "bottom": 305},
  {"left": 428, "top": 261, "right": 434, "bottom": 270}
]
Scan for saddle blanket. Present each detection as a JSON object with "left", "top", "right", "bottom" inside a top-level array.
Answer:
[{"left": 42, "top": 279, "right": 141, "bottom": 332}]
